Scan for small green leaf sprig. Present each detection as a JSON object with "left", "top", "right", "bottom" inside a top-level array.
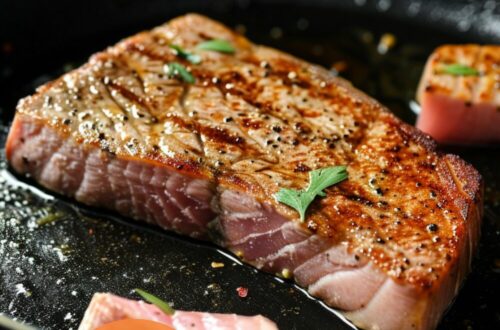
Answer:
[
  {"left": 274, "top": 166, "right": 348, "bottom": 221},
  {"left": 165, "top": 39, "right": 236, "bottom": 84},
  {"left": 134, "top": 288, "right": 175, "bottom": 316},
  {"left": 440, "top": 63, "right": 479, "bottom": 76}
]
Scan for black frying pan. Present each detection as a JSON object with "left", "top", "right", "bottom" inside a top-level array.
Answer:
[{"left": 0, "top": 1, "right": 499, "bottom": 329}]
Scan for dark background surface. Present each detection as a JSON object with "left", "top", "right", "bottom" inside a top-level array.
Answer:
[{"left": 1, "top": 1, "right": 500, "bottom": 329}]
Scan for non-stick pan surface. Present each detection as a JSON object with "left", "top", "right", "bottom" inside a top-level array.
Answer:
[{"left": 0, "top": 1, "right": 499, "bottom": 329}]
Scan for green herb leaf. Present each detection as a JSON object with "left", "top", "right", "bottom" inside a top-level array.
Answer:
[
  {"left": 440, "top": 63, "right": 479, "bottom": 76},
  {"left": 169, "top": 44, "right": 201, "bottom": 64},
  {"left": 134, "top": 288, "right": 175, "bottom": 315},
  {"left": 274, "top": 188, "right": 312, "bottom": 221},
  {"left": 196, "top": 39, "right": 235, "bottom": 54},
  {"left": 164, "top": 62, "right": 195, "bottom": 84},
  {"left": 274, "top": 166, "right": 348, "bottom": 221}
]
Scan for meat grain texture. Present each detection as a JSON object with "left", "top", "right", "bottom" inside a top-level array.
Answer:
[
  {"left": 6, "top": 14, "right": 483, "bottom": 330},
  {"left": 417, "top": 44, "right": 500, "bottom": 144},
  {"left": 78, "top": 293, "right": 278, "bottom": 330}
]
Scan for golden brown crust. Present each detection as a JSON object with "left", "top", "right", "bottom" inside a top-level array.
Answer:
[
  {"left": 12, "top": 14, "right": 483, "bottom": 292},
  {"left": 417, "top": 44, "right": 500, "bottom": 106}
]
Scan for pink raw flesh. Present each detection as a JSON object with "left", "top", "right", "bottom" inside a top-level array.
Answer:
[{"left": 78, "top": 293, "right": 278, "bottom": 330}]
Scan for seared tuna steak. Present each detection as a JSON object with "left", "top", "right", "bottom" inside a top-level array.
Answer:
[
  {"left": 416, "top": 45, "right": 500, "bottom": 144},
  {"left": 78, "top": 293, "right": 278, "bottom": 330},
  {"left": 6, "top": 14, "right": 483, "bottom": 330}
]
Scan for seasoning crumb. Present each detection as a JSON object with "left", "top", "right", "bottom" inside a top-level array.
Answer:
[
  {"left": 130, "top": 234, "right": 142, "bottom": 244},
  {"left": 236, "top": 286, "right": 248, "bottom": 298},
  {"left": 377, "top": 33, "right": 397, "bottom": 54},
  {"left": 331, "top": 61, "right": 348, "bottom": 74},
  {"left": 281, "top": 268, "right": 292, "bottom": 279},
  {"left": 235, "top": 250, "right": 244, "bottom": 258},
  {"left": 211, "top": 261, "right": 225, "bottom": 269}
]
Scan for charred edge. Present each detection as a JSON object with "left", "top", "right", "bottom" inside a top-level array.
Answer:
[
  {"left": 294, "top": 163, "right": 311, "bottom": 173},
  {"left": 198, "top": 125, "right": 245, "bottom": 145},
  {"left": 166, "top": 114, "right": 245, "bottom": 146},
  {"left": 147, "top": 153, "right": 205, "bottom": 176},
  {"left": 395, "top": 117, "right": 438, "bottom": 152},
  {"left": 102, "top": 83, "right": 131, "bottom": 123},
  {"left": 241, "top": 55, "right": 311, "bottom": 88},
  {"left": 177, "top": 84, "right": 208, "bottom": 159},
  {"left": 443, "top": 154, "right": 483, "bottom": 205},
  {"left": 195, "top": 67, "right": 325, "bottom": 145},
  {"left": 108, "top": 81, "right": 149, "bottom": 109},
  {"left": 125, "top": 40, "right": 174, "bottom": 62},
  {"left": 344, "top": 194, "right": 375, "bottom": 207},
  {"left": 241, "top": 118, "right": 263, "bottom": 129},
  {"left": 219, "top": 173, "right": 260, "bottom": 193}
]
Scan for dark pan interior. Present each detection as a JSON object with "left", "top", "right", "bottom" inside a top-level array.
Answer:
[{"left": 0, "top": 1, "right": 500, "bottom": 329}]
